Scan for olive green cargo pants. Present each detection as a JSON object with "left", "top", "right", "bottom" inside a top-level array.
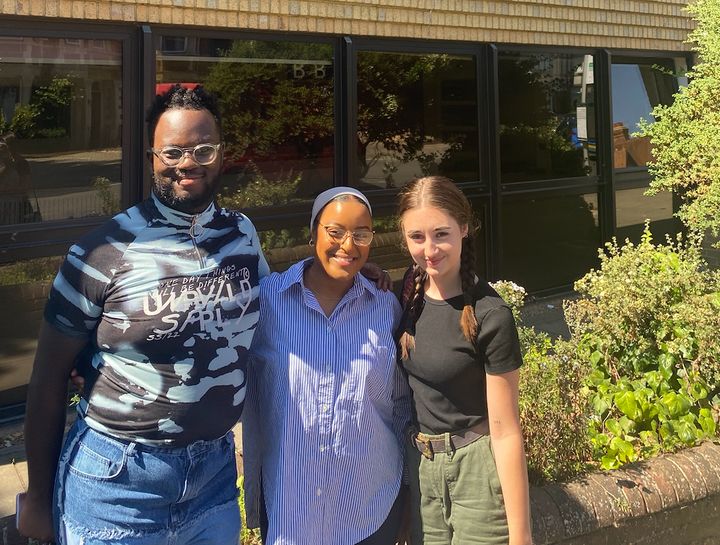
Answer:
[{"left": 406, "top": 434, "right": 509, "bottom": 545}]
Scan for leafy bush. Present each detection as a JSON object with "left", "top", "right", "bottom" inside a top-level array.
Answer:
[
  {"left": 237, "top": 476, "right": 262, "bottom": 545},
  {"left": 636, "top": 0, "right": 720, "bottom": 239},
  {"left": 92, "top": 176, "right": 121, "bottom": 216},
  {"left": 0, "top": 256, "right": 63, "bottom": 287},
  {"left": 517, "top": 328, "right": 592, "bottom": 483},
  {"left": 491, "top": 281, "right": 592, "bottom": 484},
  {"left": 217, "top": 166, "right": 301, "bottom": 210},
  {"left": 566, "top": 227, "right": 720, "bottom": 469}
]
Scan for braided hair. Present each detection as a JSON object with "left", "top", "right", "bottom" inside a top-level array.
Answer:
[{"left": 397, "top": 176, "right": 479, "bottom": 359}]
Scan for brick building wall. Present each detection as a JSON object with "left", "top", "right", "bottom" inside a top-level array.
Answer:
[{"left": 1, "top": 0, "right": 694, "bottom": 52}]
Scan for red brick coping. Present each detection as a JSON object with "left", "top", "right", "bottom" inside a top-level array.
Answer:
[{"left": 530, "top": 441, "right": 720, "bottom": 544}]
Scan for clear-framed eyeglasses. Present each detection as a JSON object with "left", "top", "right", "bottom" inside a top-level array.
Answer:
[
  {"left": 319, "top": 223, "right": 375, "bottom": 246},
  {"left": 147, "top": 142, "right": 223, "bottom": 167}
]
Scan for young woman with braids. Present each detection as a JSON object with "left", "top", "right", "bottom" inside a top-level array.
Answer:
[{"left": 397, "top": 176, "right": 532, "bottom": 545}]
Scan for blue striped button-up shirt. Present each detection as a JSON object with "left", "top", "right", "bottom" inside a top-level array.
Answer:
[{"left": 243, "top": 258, "right": 410, "bottom": 545}]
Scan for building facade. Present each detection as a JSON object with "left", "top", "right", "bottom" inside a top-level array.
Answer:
[{"left": 0, "top": 1, "right": 694, "bottom": 416}]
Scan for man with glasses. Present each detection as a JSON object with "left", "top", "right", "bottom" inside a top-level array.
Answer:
[{"left": 19, "top": 84, "right": 269, "bottom": 544}]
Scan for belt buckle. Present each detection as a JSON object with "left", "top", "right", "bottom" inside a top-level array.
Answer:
[{"left": 416, "top": 433, "right": 434, "bottom": 460}]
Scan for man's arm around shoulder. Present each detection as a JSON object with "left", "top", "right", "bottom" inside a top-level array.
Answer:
[{"left": 18, "top": 320, "right": 87, "bottom": 542}]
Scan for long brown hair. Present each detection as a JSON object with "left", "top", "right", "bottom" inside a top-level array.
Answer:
[{"left": 397, "top": 176, "right": 478, "bottom": 359}]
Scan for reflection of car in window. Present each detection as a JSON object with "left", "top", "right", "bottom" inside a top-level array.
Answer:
[{"left": 555, "top": 112, "right": 597, "bottom": 160}]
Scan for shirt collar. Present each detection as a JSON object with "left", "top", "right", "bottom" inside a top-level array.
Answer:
[
  {"left": 278, "top": 257, "right": 377, "bottom": 300},
  {"left": 150, "top": 192, "right": 218, "bottom": 226}
]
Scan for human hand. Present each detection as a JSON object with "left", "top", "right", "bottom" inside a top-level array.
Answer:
[
  {"left": 16, "top": 491, "right": 55, "bottom": 542},
  {"left": 360, "top": 262, "right": 393, "bottom": 291},
  {"left": 69, "top": 368, "right": 85, "bottom": 393}
]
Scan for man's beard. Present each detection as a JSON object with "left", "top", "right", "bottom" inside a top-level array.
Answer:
[{"left": 152, "top": 173, "right": 218, "bottom": 215}]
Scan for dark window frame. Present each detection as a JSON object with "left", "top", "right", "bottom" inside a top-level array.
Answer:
[{"left": 0, "top": 18, "right": 141, "bottom": 264}]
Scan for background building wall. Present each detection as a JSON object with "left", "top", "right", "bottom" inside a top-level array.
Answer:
[{"left": 1, "top": 0, "right": 694, "bottom": 52}]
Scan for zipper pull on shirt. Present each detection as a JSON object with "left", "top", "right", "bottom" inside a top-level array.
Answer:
[{"left": 190, "top": 214, "right": 205, "bottom": 239}]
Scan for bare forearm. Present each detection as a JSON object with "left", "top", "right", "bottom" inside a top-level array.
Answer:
[
  {"left": 24, "top": 321, "right": 86, "bottom": 503},
  {"left": 24, "top": 376, "right": 70, "bottom": 502},
  {"left": 492, "top": 432, "right": 532, "bottom": 544}
]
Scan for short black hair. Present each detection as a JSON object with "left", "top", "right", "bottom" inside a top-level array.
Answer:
[{"left": 145, "top": 84, "right": 222, "bottom": 146}]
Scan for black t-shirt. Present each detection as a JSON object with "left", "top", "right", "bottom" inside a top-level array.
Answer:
[{"left": 401, "top": 281, "right": 523, "bottom": 435}]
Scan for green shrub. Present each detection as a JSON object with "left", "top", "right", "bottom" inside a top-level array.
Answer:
[
  {"left": 491, "top": 280, "right": 593, "bottom": 484},
  {"left": 0, "top": 256, "right": 63, "bottom": 287},
  {"left": 566, "top": 226, "right": 720, "bottom": 469},
  {"left": 92, "top": 176, "right": 121, "bottom": 216},
  {"left": 517, "top": 328, "right": 592, "bottom": 484},
  {"left": 218, "top": 166, "right": 301, "bottom": 210},
  {"left": 636, "top": 0, "right": 720, "bottom": 240},
  {"left": 237, "top": 475, "right": 262, "bottom": 545}
]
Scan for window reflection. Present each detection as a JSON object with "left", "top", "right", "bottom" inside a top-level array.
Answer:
[
  {"left": 0, "top": 255, "right": 63, "bottom": 406},
  {"left": 156, "top": 37, "right": 334, "bottom": 208},
  {"left": 500, "top": 192, "right": 600, "bottom": 292},
  {"left": 615, "top": 188, "right": 677, "bottom": 243},
  {"left": 356, "top": 52, "right": 479, "bottom": 189},
  {"left": 0, "top": 37, "right": 122, "bottom": 226},
  {"left": 498, "top": 52, "right": 596, "bottom": 183},
  {"left": 611, "top": 61, "right": 678, "bottom": 169}
]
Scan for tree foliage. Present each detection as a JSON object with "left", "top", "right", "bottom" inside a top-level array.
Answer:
[{"left": 638, "top": 0, "right": 720, "bottom": 238}]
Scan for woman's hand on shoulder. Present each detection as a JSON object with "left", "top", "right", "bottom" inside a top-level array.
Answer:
[{"left": 360, "top": 262, "right": 393, "bottom": 291}]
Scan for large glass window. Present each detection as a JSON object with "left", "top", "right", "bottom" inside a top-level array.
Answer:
[
  {"left": 356, "top": 51, "right": 479, "bottom": 190},
  {"left": 611, "top": 60, "right": 679, "bottom": 169},
  {"left": 498, "top": 52, "right": 597, "bottom": 183},
  {"left": 500, "top": 191, "right": 600, "bottom": 293},
  {"left": 615, "top": 187, "right": 676, "bottom": 242},
  {"left": 156, "top": 37, "right": 334, "bottom": 208},
  {"left": 612, "top": 58, "right": 683, "bottom": 243},
  {"left": 0, "top": 37, "right": 123, "bottom": 226},
  {"left": 0, "top": 255, "right": 63, "bottom": 408}
]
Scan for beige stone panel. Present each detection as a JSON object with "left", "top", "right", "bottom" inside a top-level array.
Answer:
[
  {"left": 147, "top": 4, "right": 160, "bottom": 21},
  {"left": 1, "top": 0, "right": 14, "bottom": 15},
  {"left": 14, "top": 0, "right": 29, "bottom": 15},
  {"left": 29, "top": 0, "right": 44, "bottom": 16},
  {"left": 136, "top": 3, "right": 149, "bottom": 20},
  {"left": 45, "top": 0, "right": 58, "bottom": 16},
  {"left": 223, "top": 9, "right": 237, "bottom": 27},
  {"left": 69, "top": 0, "right": 83, "bottom": 18},
  {"left": 206, "top": 8, "right": 218, "bottom": 25},
  {"left": 122, "top": 3, "right": 135, "bottom": 20},
  {"left": 170, "top": 5, "right": 183, "bottom": 23},
  {"left": 197, "top": 8, "right": 209, "bottom": 24},
  {"left": 97, "top": 1, "right": 110, "bottom": 19},
  {"left": 83, "top": 1, "right": 98, "bottom": 18}
]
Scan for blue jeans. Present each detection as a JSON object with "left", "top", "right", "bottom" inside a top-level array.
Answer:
[{"left": 54, "top": 419, "right": 241, "bottom": 544}]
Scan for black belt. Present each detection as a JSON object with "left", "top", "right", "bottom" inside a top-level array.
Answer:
[{"left": 410, "top": 419, "right": 490, "bottom": 460}]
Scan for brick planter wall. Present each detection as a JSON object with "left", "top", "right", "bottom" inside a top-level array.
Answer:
[{"left": 531, "top": 441, "right": 720, "bottom": 545}]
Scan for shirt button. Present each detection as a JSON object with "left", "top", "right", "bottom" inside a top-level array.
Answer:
[
  {"left": 319, "top": 445, "right": 327, "bottom": 453},
  {"left": 316, "top": 488, "right": 322, "bottom": 496},
  {"left": 321, "top": 404, "right": 329, "bottom": 413}
]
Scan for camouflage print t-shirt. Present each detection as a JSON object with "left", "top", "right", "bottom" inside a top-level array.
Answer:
[{"left": 45, "top": 193, "right": 270, "bottom": 445}]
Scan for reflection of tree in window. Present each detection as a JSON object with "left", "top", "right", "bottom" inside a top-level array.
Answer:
[
  {"left": 498, "top": 54, "right": 595, "bottom": 182},
  {"left": 203, "top": 40, "right": 334, "bottom": 204},
  {"left": 7, "top": 77, "right": 72, "bottom": 140},
  {"left": 357, "top": 52, "right": 479, "bottom": 188}
]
